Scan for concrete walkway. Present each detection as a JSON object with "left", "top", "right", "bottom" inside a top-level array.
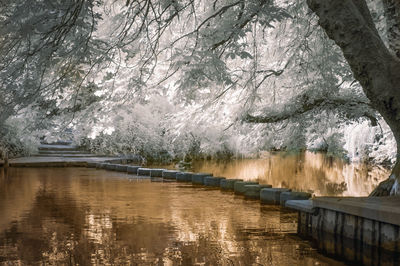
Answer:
[
  {"left": 287, "top": 196, "right": 400, "bottom": 226},
  {"left": 313, "top": 196, "right": 400, "bottom": 226},
  {"left": 1, "top": 143, "right": 119, "bottom": 167},
  {"left": 7, "top": 156, "right": 117, "bottom": 167}
]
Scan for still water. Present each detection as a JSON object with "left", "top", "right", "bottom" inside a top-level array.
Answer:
[
  {"left": 0, "top": 153, "right": 390, "bottom": 265},
  {"left": 0, "top": 167, "right": 346, "bottom": 265},
  {"left": 188, "top": 152, "right": 389, "bottom": 196}
]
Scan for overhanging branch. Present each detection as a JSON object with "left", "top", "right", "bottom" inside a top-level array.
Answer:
[{"left": 243, "top": 94, "right": 377, "bottom": 126}]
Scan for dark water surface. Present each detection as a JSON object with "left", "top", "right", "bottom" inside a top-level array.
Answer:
[{"left": 0, "top": 167, "right": 345, "bottom": 265}]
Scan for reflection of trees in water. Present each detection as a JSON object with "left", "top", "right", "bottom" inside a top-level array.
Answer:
[
  {"left": 0, "top": 188, "right": 88, "bottom": 264},
  {"left": 191, "top": 152, "right": 389, "bottom": 196},
  {"left": 0, "top": 188, "right": 291, "bottom": 265},
  {"left": 0, "top": 168, "right": 42, "bottom": 233},
  {"left": 0, "top": 168, "right": 344, "bottom": 265},
  {"left": 0, "top": 186, "right": 222, "bottom": 264},
  {"left": 325, "top": 182, "right": 348, "bottom": 195},
  {"left": 0, "top": 168, "right": 9, "bottom": 179},
  {"left": 315, "top": 230, "right": 400, "bottom": 265}
]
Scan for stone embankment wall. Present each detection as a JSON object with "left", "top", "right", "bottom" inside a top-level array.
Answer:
[{"left": 287, "top": 197, "right": 400, "bottom": 264}]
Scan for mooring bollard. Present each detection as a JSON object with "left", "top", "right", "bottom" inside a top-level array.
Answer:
[
  {"left": 234, "top": 181, "right": 258, "bottom": 194},
  {"left": 280, "top": 191, "right": 312, "bottom": 206},
  {"left": 106, "top": 164, "right": 118, "bottom": 171},
  {"left": 220, "top": 179, "right": 243, "bottom": 190},
  {"left": 176, "top": 172, "right": 193, "bottom": 182},
  {"left": 162, "top": 170, "right": 179, "bottom": 179},
  {"left": 115, "top": 164, "right": 128, "bottom": 172},
  {"left": 150, "top": 169, "right": 164, "bottom": 178},
  {"left": 137, "top": 168, "right": 151, "bottom": 176},
  {"left": 127, "top": 166, "right": 140, "bottom": 174},
  {"left": 192, "top": 173, "right": 213, "bottom": 185},
  {"left": 260, "top": 188, "right": 292, "bottom": 204},
  {"left": 204, "top": 176, "right": 226, "bottom": 187},
  {"left": 244, "top": 184, "right": 272, "bottom": 199}
]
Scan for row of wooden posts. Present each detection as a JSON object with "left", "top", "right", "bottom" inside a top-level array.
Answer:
[{"left": 88, "top": 161, "right": 312, "bottom": 206}]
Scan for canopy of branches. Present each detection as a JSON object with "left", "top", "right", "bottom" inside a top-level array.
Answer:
[{"left": 0, "top": 0, "right": 395, "bottom": 165}]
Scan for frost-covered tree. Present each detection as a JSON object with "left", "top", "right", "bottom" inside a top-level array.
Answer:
[
  {"left": 1, "top": 0, "right": 399, "bottom": 195},
  {"left": 305, "top": 0, "right": 400, "bottom": 196},
  {"left": 0, "top": 0, "right": 102, "bottom": 118},
  {"left": 0, "top": 0, "right": 108, "bottom": 155}
]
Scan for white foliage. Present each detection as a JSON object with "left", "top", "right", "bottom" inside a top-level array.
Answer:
[
  {"left": 344, "top": 120, "right": 396, "bottom": 164},
  {"left": 0, "top": 0, "right": 397, "bottom": 172}
]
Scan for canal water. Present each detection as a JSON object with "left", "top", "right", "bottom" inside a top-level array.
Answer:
[
  {"left": 0, "top": 153, "right": 390, "bottom": 265},
  {"left": 0, "top": 167, "right": 347, "bottom": 265},
  {"left": 156, "top": 151, "right": 389, "bottom": 197}
]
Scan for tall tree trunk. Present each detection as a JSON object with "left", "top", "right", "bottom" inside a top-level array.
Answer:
[
  {"left": 382, "top": 0, "right": 400, "bottom": 58},
  {"left": 306, "top": 0, "right": 400, "bottom": 196}
]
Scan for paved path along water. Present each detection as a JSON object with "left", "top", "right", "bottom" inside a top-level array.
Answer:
[{"left": 1, "top": 143, "right": 118, "bottom": 167}]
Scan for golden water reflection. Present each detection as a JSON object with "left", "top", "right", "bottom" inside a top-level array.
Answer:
[
  {"left": 0, "top": 167, "right": 344, "bottom": 265},
  {"left": 190, "top": 152, "right": 390, "bottom": 196}
]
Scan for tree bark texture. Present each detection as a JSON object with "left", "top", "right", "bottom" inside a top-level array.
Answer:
[
  {"left": 307, "top": 0, "right": 400, "bottom": 195},
  {"left": 382, "top": 0, "right": 400, "bottom": 58}
]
